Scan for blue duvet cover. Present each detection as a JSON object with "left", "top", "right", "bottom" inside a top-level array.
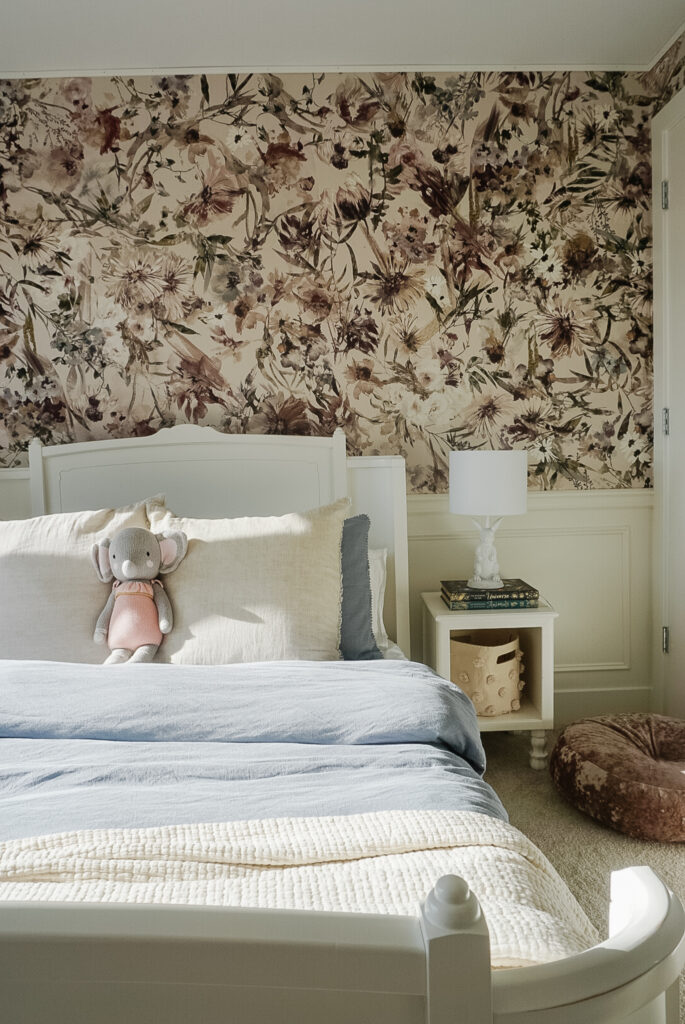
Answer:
[{"left": 0, "top": 658, "right": 506, "bottom": 840}]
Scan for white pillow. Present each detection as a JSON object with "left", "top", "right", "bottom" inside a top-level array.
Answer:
[
  {"left": 148, "top": 499, "right": 349, "bottom": 664},
  {"left": 0, "top": 498, "right": 162, "bottom": 662},
  {"left": 368, "top": 547, "right": 390, "bottom": 650}
]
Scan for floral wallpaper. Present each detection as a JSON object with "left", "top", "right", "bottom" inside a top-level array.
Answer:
[{"left": 0, "top": 34, "right": 683, "bottom": 490}]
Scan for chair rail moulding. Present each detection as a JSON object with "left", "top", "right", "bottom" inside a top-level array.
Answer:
[{"left": 407, "top": 489, "right": 655, "bottom": 530}]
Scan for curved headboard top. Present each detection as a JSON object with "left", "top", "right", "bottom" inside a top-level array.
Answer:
[
  {"left": 29, "top": 425, "right": 349, "bottom": 519},
  {"left": 27, "top": 426, "right": 410, "bottom": 653}
]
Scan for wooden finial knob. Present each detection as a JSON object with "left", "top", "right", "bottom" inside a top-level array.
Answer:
[{"left": 423, "top": 875, "right": 482, "bottom": 929}]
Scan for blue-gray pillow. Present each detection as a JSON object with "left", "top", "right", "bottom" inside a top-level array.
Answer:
[{"left": 340, "top": 515, "right": 383, "bottom": 660}]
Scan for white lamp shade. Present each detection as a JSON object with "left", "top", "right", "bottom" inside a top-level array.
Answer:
[{"left": 449, "top": 450, "right": 528, "bottom": 517}]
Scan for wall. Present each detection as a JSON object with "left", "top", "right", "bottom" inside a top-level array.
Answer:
[
  {"left": 1, "top": 35, "right": 683, "bottom": 718},
  {"left": 0, "top": 58, "right": 681, "bottom": 491}
]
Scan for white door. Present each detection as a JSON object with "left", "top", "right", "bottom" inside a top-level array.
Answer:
[{"left": 653, "top": 87, "right": 685, "bottom": 719}]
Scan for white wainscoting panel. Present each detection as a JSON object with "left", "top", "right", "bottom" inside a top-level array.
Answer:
[
  {"left": 0, "top": 470, "right": 31, "bottom": 521},
  {"left": 0, "top": 471, "right": 654, "bottom": 724},
  {"left": 408, "top": 489, "right": 654, "bottom": 725}
]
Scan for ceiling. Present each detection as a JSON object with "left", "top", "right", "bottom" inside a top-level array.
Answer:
[{"left": 1, "top": 0, "right": 684, "bottom": 77}]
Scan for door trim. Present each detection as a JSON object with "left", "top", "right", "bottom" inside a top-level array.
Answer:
[{"left": 651, "top": 86, "right": 685, "bottom": 713}]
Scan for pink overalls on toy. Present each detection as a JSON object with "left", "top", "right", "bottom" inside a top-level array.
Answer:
[{"left": 107, "top": 579, "right": 163, "bottom": 651}]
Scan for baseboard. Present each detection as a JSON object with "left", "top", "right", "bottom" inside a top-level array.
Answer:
[{"left": 554, "top": 686, "right": 653, "bottom": 726}]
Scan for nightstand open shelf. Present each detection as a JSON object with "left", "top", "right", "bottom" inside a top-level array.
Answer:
[{"left": 421, "top": 592, "right": 558, "bottom": 768}]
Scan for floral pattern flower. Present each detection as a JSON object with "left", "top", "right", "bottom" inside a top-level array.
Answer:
[{"left": 0, "top": 37, "right": 683, "bottom": 486}]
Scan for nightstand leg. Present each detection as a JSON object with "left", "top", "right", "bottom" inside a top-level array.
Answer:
[{"left": 529, "top": 730, "right": 547, "bottom": 770}]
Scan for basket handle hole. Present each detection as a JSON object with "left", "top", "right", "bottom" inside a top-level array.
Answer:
[{"left": 496, "top": 650, "right": 516, "bottom": 664}]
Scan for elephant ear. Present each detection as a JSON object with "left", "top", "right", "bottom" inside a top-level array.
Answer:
[
  {"left": 91, "top": 539, "right": 113, "bottom": 583},
  {"left": 157, "top": 531, "right": 188, "bottom": 575}
]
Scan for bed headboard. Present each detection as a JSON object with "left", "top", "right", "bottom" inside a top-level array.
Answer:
[
  {"left": 28, "top": 426, "right": 410, "bottom": 652},
  {"left": 29, "top": 426, "right": 348, "bottom": 518}
]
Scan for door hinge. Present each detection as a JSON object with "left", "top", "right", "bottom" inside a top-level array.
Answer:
[
  {"left": 663, "top": 407, "right": 670, "bottom": 435},
  {"left": 662, "top": 626, "right": 670, "bottom": 654},
  {"left": 662, "top": 180, "right": 669, "bottom": 210}
]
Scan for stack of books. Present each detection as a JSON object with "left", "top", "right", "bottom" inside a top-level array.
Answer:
[{"left": 440, "top": 578, "right": 539, "bottom": 610}]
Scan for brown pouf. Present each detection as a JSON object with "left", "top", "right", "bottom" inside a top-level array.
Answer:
[{"left": 550, "top": 714, "right": 685, "bottom": 843}]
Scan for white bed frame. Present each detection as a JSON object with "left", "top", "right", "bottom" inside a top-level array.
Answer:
[{"left": 1, "top": 427, "right": 683, "bottom": 1024}]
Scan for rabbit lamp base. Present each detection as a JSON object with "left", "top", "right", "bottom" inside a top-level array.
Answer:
[{"left": 467, "top": 516, "right": 504, "bottom": 589}]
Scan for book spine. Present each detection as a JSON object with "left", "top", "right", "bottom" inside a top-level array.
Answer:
[
  {"left": 441, "top": 596, "right": 539, "bottom": 610},
  {"left": 441, "top": 589, "right": 539, "bottom": 603}
]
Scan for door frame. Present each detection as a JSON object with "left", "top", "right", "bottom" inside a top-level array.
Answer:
[{"left": 651, "top": 86, "right": 685, "bottom": 714}]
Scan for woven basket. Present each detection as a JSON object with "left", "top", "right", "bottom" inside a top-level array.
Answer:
[{"left": 450, "top": 630, "right": 524, "bottom": 717}]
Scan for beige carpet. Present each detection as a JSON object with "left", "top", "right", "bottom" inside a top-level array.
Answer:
[{"left": 482, "top": 730, "right": 685, "bottom": 1022}]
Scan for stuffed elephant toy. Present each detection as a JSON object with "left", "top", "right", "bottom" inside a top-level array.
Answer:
[{"left": 91, "top": 527, "right": 188, "bottom": 664}]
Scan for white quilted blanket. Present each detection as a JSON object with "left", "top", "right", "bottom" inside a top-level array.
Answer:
[{"left": 0, "top": 809, "right": 598, "bottom": 967}]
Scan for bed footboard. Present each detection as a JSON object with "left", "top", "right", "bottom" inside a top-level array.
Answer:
[
  {"left": 493, "top": 867, "right": 685, "bottom": 1024},
  {"left": 0, "top": 867, "right": 682, "bottom": 1024}
]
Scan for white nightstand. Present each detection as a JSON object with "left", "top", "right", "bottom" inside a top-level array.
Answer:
[{"left": 421, "top": 592, "right": 557, "bottom": 769}]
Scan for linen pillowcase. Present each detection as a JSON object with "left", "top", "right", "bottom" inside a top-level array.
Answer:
[
  {"left": 147, "top": 499, "right": 349, "bottom": 665},
  {"left": 0, "top": 498, "right": 162, "bottom": 662},
  {"left": 340, "top": 515, "right": 382, "bottom": 661},
  {"left": 368, "top": 547, "right": 390, "bottom": 651}
]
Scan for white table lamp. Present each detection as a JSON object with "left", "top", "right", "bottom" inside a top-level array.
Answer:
[{"left": 449, "top": 450, "right": 528, "bottom": 589}]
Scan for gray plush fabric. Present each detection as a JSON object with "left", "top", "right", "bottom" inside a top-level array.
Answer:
[{"left": 340, "top": 515, "right": 382, "bottom": 661}]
